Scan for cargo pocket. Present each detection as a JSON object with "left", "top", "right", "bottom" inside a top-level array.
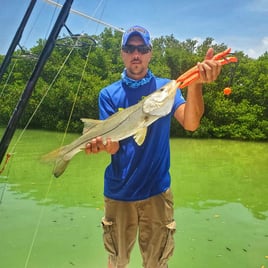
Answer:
[
  {"left": 102, "top": 217, "right": 117, "bottom": 256},
  {"left": 159, "top": 220, "right": 176, "bottom": 265}
]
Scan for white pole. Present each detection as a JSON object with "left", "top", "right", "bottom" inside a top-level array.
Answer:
[{"left": 43, "top": 0, "right": 125, "bottom": 33}]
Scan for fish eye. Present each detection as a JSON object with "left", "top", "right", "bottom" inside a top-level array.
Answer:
[{"left": 144, "top": 115, "right": 149, "bottom": 121}]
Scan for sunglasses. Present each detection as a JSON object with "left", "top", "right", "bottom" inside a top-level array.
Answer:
[{"left": 122, "top": 45, "right": 151, "bottom": 54}]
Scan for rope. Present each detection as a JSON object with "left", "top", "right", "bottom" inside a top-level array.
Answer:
[
  {"left": 23, "top": 40, "right": 95, "bottom": 268},
  {"left": 1, "top": 1, "right": 108, "bottom": 266},
  {"left": 9, "top": 47, "right": 76, "bottom": 157},
  {"left": 23, "top": 27, "right": 96, "bottom": 268},
  {"left": 0, "top": 60, "right": 18, "bottom": 99},
  {"left": 61, "top": 40, "right": 95, "bottom": 142},
  {"left": 0, "top": 1, "right": 48, "bottom": 100},
  {"left": 0, "top": 153, "right": 11, "bottom": 176},
  {"left": 23, "top": 171, "right": 54, "bottom": 268},
  {"left": 59, "top": 0, "right": 105, "bottom": 143},
  {"left": 0, "top": 153, "right": 12, "bottom": 204}
]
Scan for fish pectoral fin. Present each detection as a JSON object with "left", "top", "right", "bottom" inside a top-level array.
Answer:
[
  {"left": 81, "top": 118, "right": 102, "bottom": 134},
  {"left": 133, "top": 127, "right": 147, "bottom": 146}
]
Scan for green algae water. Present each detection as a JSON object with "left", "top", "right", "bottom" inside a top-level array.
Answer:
[{"left": 0, "top": 129, "right": 267, "bottom": 267}]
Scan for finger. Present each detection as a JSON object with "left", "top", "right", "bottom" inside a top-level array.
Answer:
[
  {"left": 200, "top": 60, "right": 222, "bottom": 82},
  {"left": 105, "top": 138, "right": 113, "bottom": 153},
  {"left": 206, "top": 61, "right": 221, "bottom": 81},
  {"left": 213, "top": 62, "right": 222, "bottom": 80},
  {"left": 90, "top": 138, "right": 99, "bottom": 154},
  {"left": 197, "top": 62, "right": 208, "bottom": 82},
  {"left": 205, "top": 48, "right": 214, "bottom": 60},
  {"left": 105, "top": 139, "right": 120, "bottom": 155},
  {"left": 96, "top": 136, "right": 105, "bottom": 151},
  {"left": 85, "top": 143, "right": 92, "bottom": 154}
]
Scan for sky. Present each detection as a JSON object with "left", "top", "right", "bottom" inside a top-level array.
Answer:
[{"left": 0, "top": 0, "right": 268, "bottom": 58}]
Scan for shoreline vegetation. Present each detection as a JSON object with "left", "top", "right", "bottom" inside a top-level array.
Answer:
[{"left": 0, "top": 29, "right": 267, "bottom": 141}]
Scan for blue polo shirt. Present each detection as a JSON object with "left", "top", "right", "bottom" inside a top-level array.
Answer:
[{"left": 99, "top": 75, "right": 185, "bottom": 201}]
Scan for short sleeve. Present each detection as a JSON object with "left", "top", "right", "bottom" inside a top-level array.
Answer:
[
  {"left": 98, "top": 88, "right": 116, "bottom": 120},
  {"left": 171, "top": 88, "right": 186, "bottom": 115}
]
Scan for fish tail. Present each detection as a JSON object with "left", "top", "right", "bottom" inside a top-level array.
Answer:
[
  {"left": 53, "top": 157, "right": 70, "bottom": 178},
  {"left": 41, "top": 147, "right": 70, "bottom": 178}
]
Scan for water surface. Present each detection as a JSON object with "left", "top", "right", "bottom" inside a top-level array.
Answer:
[{"left": 0, "top": 130, "right": 267, "bottom": 267}]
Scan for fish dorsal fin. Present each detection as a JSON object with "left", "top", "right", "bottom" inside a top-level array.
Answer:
[
  {"left": 81, "top": 118, "right": 102, "bottom": 134},
  {"left": 133, "top": 127, "right": 147, "bottom": 146}
]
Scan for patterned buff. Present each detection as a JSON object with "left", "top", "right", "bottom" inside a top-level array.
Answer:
[{"left": 121, "top": 69, "right": 153, "bottom": 88}]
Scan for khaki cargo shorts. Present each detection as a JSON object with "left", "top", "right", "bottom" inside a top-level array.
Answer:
[{"left": 101, "top": 188, "right": 176, "bottom": 268}]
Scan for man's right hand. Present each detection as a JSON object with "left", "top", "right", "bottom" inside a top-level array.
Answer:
[{"left": 85, "top": 137, "right": 119, "bottom": 155}]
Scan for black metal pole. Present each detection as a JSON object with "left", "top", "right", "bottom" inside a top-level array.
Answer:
[
  {"left": 0, "top": 0, "right": 74, "bottom": 164},
  {"left": 0, "top": 0, "right": 37, "bottom": 81}
]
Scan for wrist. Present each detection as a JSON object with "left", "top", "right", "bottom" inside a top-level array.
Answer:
[{"left": 188, "top": 81, "right": 203, "bottom": 91}]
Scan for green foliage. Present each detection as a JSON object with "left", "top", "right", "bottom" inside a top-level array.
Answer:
[{"left": 0, "top": 29, "right": 267, "bottom": 140}]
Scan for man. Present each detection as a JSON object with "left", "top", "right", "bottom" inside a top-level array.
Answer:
[{"left": 86, "top": 25, "right": 221, "bottom": 268}]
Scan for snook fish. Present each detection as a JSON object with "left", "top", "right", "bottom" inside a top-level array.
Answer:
[{"left": 43, "top": 80, "right": 179, "bottom": 177}]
